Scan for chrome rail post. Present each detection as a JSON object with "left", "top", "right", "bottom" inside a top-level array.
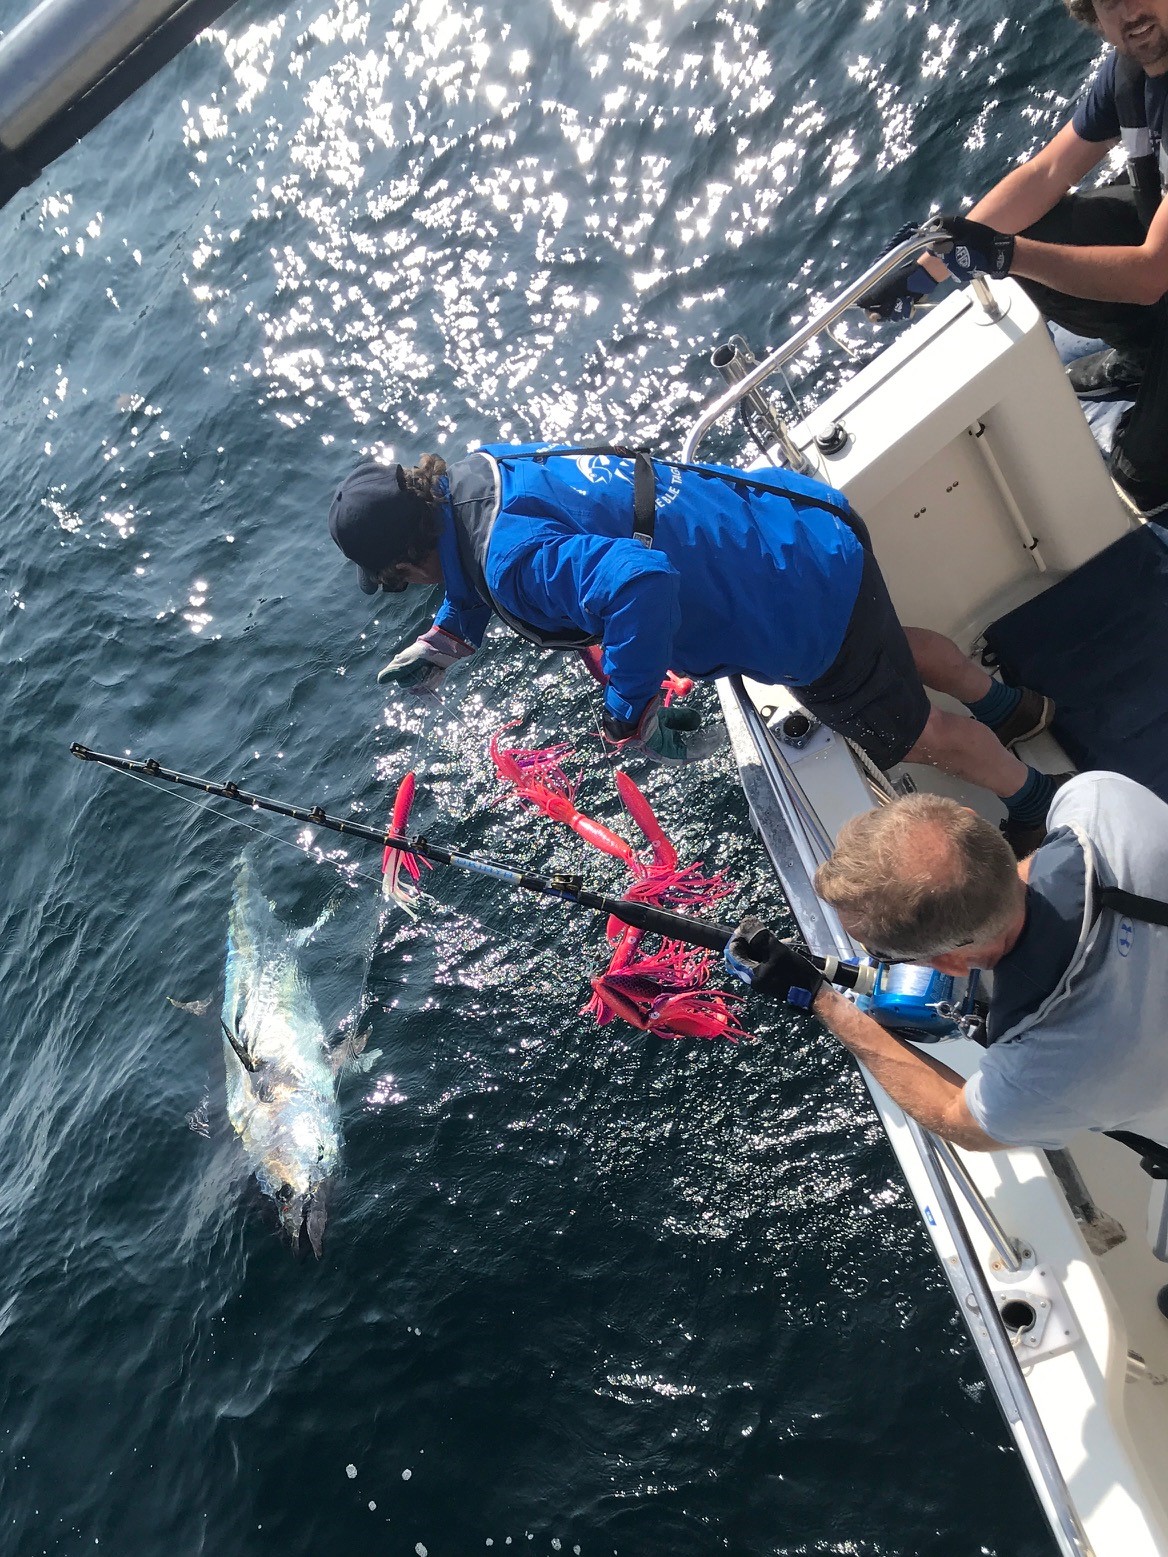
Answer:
[
  {"left": 932, "top": 1136, "right": 1023, "bottom": 1273},
  {"left": 970, "top": 272, "right": 1003, "bottom": 321},
  {"left": 0, "top": 0, "right": 189, "bottom": 152},
  {"left": 683, "top": 220, "right": 1004, "bottom": 464},
  {"left": 0, "top": 0, "right": 240, "bottom": 212},
  {"left": 711, "top": 336, "right": 813, "bottom": 475},
  {"left": 906, "top": 1119, "right": 1096, "bottom": 1557}
]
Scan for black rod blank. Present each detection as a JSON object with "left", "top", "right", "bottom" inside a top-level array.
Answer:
[{"left": 70, "top": 741, "right": 871, "bottom": 991}]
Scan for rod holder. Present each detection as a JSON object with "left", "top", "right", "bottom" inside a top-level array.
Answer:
[{"left": 711, "top": 336, "right": 814, "bottom": 476}]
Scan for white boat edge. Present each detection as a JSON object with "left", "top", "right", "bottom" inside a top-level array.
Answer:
[{"left": 701, "top": 274, "right": 1168, "bottom": 1557}]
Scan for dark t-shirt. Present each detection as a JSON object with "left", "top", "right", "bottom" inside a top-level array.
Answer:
[
  {"left": 985, "top": 826, "right": 1085, "bottom": 1042},
  {"left": 1072, "top": 51, "right": 1168, "bottom": 191}
]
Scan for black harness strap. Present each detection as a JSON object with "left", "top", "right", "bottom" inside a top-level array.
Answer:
[
  {"left": 1104, "top": 1130, "right": 1168, "bottom": 1179},
  {"left": 632, "top": 454, "right": 655, "bottom": 548},
  {"left": 1096, "top": 884, "right": 1168, "bottom": 927},
  {"left": 671, "top": 457, "right": 858, "bottom": 528},
  {"left": 1114, "top": 52, "right": 1163, "bottom": 233},
  {"left": 1088, "top": 877, "right": 1168, "bottom": 1174},
  {"left": 506, "top": 445, "right": 858, "bottom": 551},
  {"left": 520, "top": 445, "right": 657, "bottom": 547}
]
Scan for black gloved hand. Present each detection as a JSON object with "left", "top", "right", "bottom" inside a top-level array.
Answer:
[
  {"left": 933, "top": 213, "right": 1015, "bottom": 283},
  {"left": 724, "top": 916, "right": 824, "bottom": 1010},
  {"left": 857, "top": 221, "right": 940, "bottom": 322}
]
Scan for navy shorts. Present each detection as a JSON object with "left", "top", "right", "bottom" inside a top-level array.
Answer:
[{"left": 790, "top": 533, "right": 930, "bottom": 772}]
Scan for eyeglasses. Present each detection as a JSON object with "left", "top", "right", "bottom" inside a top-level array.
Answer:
[{"left": 856, "top": 935, "right": 975, "bottom": 965}]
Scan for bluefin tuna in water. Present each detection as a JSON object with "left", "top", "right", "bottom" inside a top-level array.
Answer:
[{"left": 222, "top": 860, "right": 368, "bottom": 1256}]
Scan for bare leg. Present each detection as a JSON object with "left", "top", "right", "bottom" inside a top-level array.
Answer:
[
  {"left": 903, "top": 706, "right": 1028, "bottom": 799},
  {"left": 903, "top": 626, "right": 993, "bottom": 703}
]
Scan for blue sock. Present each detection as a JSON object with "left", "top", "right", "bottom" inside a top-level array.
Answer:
[
  {"left": 1004, "top": 766, "right": 1055, "bottom": 826},
  {"left": 966, "top": 680, "right": 1021, "bottom": 729}
]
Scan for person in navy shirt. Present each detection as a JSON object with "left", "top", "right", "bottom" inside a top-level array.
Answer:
[
  {"left": 861, "top": 0, "right": 1168, "bottom": 516},
  {"left": 327, "top": 447, "right": 1062, "bottom": 854}
]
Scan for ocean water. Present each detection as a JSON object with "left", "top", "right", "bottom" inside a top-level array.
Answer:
[{"left": 0, "top": 2, "right": 1105, "bottom": 1554}]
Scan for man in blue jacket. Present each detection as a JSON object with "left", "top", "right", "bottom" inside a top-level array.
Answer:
[{"left": 327, "top": 445, "right": 1061, "bottom": 853}]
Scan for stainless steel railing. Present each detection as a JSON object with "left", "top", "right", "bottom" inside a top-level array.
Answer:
[{"left": 682, "top": 219, "right": 1002, "bottom": 466}]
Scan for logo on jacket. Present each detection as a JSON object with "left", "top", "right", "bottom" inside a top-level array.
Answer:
[
  {"left": 572, "top": 455, "right": 622, "bottom": 487},
  {"left": 1117, "top": 917, "right": 1135, "bottom": 957}
]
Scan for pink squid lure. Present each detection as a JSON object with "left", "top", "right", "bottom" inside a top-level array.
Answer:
[
  {"left": 381, "top": 770, "right": 431, "bottom": 916},
  {"left": 491, "top": 735, "right": 752, "bottom": 1044}
]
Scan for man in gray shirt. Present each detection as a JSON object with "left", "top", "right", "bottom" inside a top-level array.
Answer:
[{"left": 725, "top": 772, "right": 1168, "bottom": 1153}]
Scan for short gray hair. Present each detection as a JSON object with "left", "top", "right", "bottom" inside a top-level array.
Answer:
[{"left": 813, "top": 794, "right": 1022, "bottom": 960}]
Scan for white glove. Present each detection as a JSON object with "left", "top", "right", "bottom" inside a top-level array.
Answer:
[{"left": 377, "top": 626, "right": 475, "bottom": 696}]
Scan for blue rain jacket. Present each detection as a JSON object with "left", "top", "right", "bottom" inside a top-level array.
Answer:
[{"left": 432, "top": 446, "right": 865, "bottom": 724}]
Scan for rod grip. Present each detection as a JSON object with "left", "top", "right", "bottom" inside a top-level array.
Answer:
[{"left": 815, "top": 955, "right": 877, "bottom": 996}]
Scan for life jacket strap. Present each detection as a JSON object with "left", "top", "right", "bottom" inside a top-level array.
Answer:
[
  {"left": 1092, "top": 877, "right": 1168, "bottom": 1174},
  {"left": 516, "top": 445, "right": 657, "bottom": 546},
  {"left": 1114, "top": 52, "right": 1163, "bottom": 232},
  {"left": 1103, "top": 1129, "right": 1168, "bottom": 1179},
  {"left": 503, "top": 443, "right": 863, "bottom": 548},
  {"left": 1096, "top": 883, "right": 1168, "bottom": 928}
]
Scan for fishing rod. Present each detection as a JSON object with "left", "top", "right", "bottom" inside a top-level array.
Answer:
[{"left": 70, "top": 743, "right": 874, "bottom": 994}]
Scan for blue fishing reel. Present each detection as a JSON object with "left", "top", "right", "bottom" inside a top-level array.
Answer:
[{"left": 857, "top": 960, "right": 985, "bottom": 1044}]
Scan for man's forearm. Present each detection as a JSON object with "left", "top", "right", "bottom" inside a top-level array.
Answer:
[
  {"left": 967, "top": 122, "right": 1106, "bottom": 235},
  {"left": 969, "top": 161, "right": 1072, "bottom": 236},
  {"left": 1011, "top": 236, "right": 1168, "bottom": 307},
  {"left": 812, "top": 987, "right": 1004, "bottom": 1151}
]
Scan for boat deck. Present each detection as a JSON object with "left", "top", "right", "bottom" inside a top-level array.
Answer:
[{"left": 709, "top": 272, "right": 1168, "bottom": 1557}]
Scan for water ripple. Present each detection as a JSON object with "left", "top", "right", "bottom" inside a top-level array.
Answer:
[{"left": 0, "top": 0, "right": 1095, "bottom": 1552}]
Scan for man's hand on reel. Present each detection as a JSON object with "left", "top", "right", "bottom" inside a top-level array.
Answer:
[{"left": 724, "top": 917, "right": 824, "bottom": 1010}]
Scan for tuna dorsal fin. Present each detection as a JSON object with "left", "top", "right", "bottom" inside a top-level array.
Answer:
[
  {"left": 168, "top": 995, "right": 213, "bottom": 1016},
  {"left": 221, "top": 1019, "right": 259, "bottom": 1074}
]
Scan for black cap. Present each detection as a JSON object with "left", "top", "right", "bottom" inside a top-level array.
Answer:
[{"left": 327, "top": 459, "right": 432, "bottom": 594}]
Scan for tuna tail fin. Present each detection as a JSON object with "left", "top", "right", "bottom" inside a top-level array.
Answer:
[
  {"left": 221, "top": 1019, "right": 259, "bottom": 1073},
  {"left": 304, "top": 1183, "right": 331, "bottom": 1258}
]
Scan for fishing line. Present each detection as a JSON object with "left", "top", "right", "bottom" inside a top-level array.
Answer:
[
  {"left": 74, "top": 743, "right": 877, "bottom": 996},
  {"left": 112, "top": 763, "right": 387, "bottom": 892}
]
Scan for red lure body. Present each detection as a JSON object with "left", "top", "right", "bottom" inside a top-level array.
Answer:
[
  {"left": 381, "top": 771, "right": 432, "bottom": 912},
  {"left": 491, "top": 734, "right": 750, "bottom": 1043}
]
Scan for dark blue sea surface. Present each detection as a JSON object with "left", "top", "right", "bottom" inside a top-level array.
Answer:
[{"left": 0, "top": 2, "right": 1106, "bottom": 1553}]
